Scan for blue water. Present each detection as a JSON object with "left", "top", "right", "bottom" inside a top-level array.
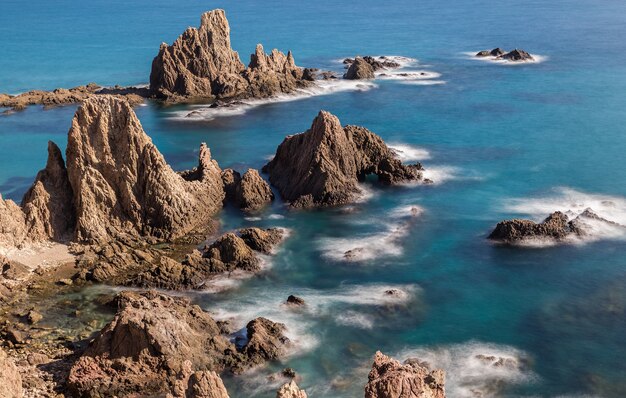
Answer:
[{"left": 2, "top": 0, "right": 626, "bottom": 396}]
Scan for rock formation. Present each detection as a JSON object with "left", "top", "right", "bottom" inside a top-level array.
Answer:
[
  {"left": 150, "top": 9, "right": 312, "bottom": 103},
  {"left": 343, "top": 55, "right": 401, "bottom": 73},
  {"left": 0, "top": 83, "right": 146, "bottom": 112},
  {"left": 344, "top": 57, "right": 375, "bottom": 80},
  {"left": 364, "top": 351, "right": 445, "bottom": 398},
  {"left": 488, "top": 208, "right": 621, "bottom": 244},
  {"left": 501, "top": 49, "right": 534, "bottom": 61},
  {"left": 21, "top": 141, "right": 75, "bottom": 242},
  {"left": 0, "top": 347, "right": 22, "bottom": 398},
  {"left": 276, "top": 380, "right": 307, "bottom": 398},
  {"left": 222, "top": 168, "right": 274, "bottom": 212},
  {"left": 67, "top": 291, "right": 291, "bottom": 397},
  {"left": 263, "top": 111, "right": 424, "bottom": 207},
  {"left": 286, "top": 295, "right": 305, "bottom": 306},
  {"left": 168, "top": 361, "right": 230, "bottom": 398},
  {"left": 66, "top": 95, "right": 224, "bottom": 244},
  {"left": 475, "top": 48, "right": 534, "bottom": 61},
  {"left": 128, "top": 227, "right": 284, "bottom": 289},
  {"left": 0, "top": 194, "right": 28, "bottom": 247}
]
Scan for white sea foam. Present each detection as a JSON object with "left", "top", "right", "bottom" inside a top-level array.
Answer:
[
  {"left": 499, "top": 187, "right": 626, "bottom": 244},
  {"left": 318, "top": 204, "right": 423, "bottom": 262},
  {"left": 335, "top": 55, "right": 418, "bottom": 68},
  {"left": 463, "top": 51, "right": 548, "bottom": 65},
  {"left": 396, "top": 342, "right": 536, "bottom": 398},
  {"left": 376, "top": 70, "right": 441, "bottom": 81},
  {"left": 170, "top": 79, "right": 377, "bottom": 121},
  {"left": 418, "top": 165, "right": 485, "bottom": 185},
  {"left": 388, "top": 143, "right": 431, "bottom": 162},
  {"left": 335, "top": 310, "right": 374, "bottom": 329},
  {"left": 401, "top": 80, "right": 447, "bottom": 86}
]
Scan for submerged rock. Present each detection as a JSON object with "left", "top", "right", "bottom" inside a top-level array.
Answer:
[
  {"left": 364, "top": 351, "right": 445, "bottom": 398},
  {"left": 150, "top": 9, "right": 310, "bottom": 103},
  {"left": 222, "top": 168, "right": 274, "bottom": 212},
  {"left": 263, "top": 111, "right": 423, "bottom": 207},
  {"left": 0, "top": 347, "right": 22, "bottom": 398},
  {"left": 286, "top": 295, "right": 305, "bottom": 306},
  {"left": 276, "top": 380, "right": 308, "bottom": 398},
  {"left": 344, "top": 57, "right": 375, "bottom": 80},
  {"left": 68, "top": 291, "right": 290, "bottom": 397},
  {"left": 66, "top": 96, "right": 224, "bottom": 244}
]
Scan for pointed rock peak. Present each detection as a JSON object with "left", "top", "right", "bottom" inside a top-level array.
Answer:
[
  {"left": 200, "top": 8, "right": 228, "bottom": 28},
  {"left": 249, "top": 44, "right": 267, "bottom": 69},
  {"left": 45, "top": 141, "right": 66, "bottom": 170},
  {"left": 310, "top": 110, "right": 343, "bottom": 136}
]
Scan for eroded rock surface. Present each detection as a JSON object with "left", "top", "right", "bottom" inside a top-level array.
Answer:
[
  {"left": 365, "top": 351, "right": 445, "bottom": 398},
  {"left": 67, "top": 291, "right": 290, "bottom": 397},
  {"left": 222, "top": 168, "right": 274, "bottom": 212},
  {"left": 150, "top": 9, "right": 310, "bottom": 103},
  {"left": 0, "top": 194, "right": 27, "bottom": 247},
  {"left": 21, "top": 141, "right": 75, "bottom": 242},
  {"left": 66, "top": 96, "right": 224, "bottom": 244},
  {"left": 0, "top": 347, "right": 23, "bottom": 398},
  {"left": 276, "top": 380, "right": 307, "bottom": 398},
  {"left": 263, "top": 111, "right": 423, "bottom": 207},
  {"left": 344, "top": 57, "right": 375, "bottom": 80},
  {"left": 168, "top": 361, "right": 230, "bottom": 398}
]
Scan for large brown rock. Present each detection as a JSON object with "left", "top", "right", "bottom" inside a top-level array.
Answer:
[
  {"left": 0, "top": 194, "right": 27, "bottom": 247},
  {"left": 344, "top": 57, "right": 375, "bottom": 80},
  {"left": 21, "top": 141, "right": 75, "bottom": 242},
  {"left": 150, "top": 10, "right": 310, "bottom": 103},
  {"left": 68, "top": 291, "right": 291, "bottom": 397},
  {"left": 365, "top": 351, "right": 445, "bottom": 398},
  {"left": 222, "top": 168, "right": 274, "bottom": 212},
  {"left": 66, "top": 95, "right": 224, "bottom": 244},
  {"left": 238, "top": 317, "right": 290, "bottom": 369},
  {"left": 263, "top": 111, "right": 423, "bottom": 207},
  {"left": 0, "top": 347, "right": 23, "bottom": 398},
  {"left": 168, "top": 360, "right": 230, "bottom": 398}
]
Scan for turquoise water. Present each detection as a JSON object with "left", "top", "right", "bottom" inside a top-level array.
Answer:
[{"left": 2, "top": 0, "right": 626, "bottom": 396}]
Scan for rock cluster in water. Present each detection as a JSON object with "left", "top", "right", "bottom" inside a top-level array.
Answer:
[
  {"left": 365, "top": 351, "right": 446, "bottom": 398},
  {"left": 150, "top": 9, "right": 313, "bottom": 103},
  {"left": 476, "top": 48, "right": 534, "bottom": 61},
  {"left": 222, "top": 168, "right": 274, "bottom": 212},
  {"left": 488, "top": 208, "right": 621, "bottom": 244},
  {"left": 343, "top": 55, "right": 402, "bottom": 80},
  {"left": 263, "top": 110, "right": 424, "bottom": 207},
  {"left": 67, "top": 291, "right": 291, "bottom": 397},
  {"left": 0, "top": 83, "right": 146, "bottom": 113}
]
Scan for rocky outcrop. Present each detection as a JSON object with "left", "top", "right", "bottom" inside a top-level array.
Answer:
[
  {"left": 501, "top": 49, "right": 534, "bottom": 61},
  {"left": 263, "top": 111, "right": 424, "bottom": 207},
  {"left": 239, "top": 317, "right": 290, "bottom": 368},
  {"left": 286, "top": 295, "right": 305, "bottom": 306},
  {"left": 365, "top": 351, "right": 445, "bottom": 398},
  {"left": 276, "top": 380, "right": 307, "bottom": 398},
  {"left": 476, "top": 48, "right": 505, "bottom": 57},
  {"left": 66, "top": 95, "right": 224, "bottom": 244},
  {"left": 344, "top": 57, "right": 375, "bottom": 80},
  {"left": 0, "top": 83, "right": 146, "bottom": 112},
  {"left": 0, "top": 347, "right": 23, "bottom": 398},
  {"left": 68, "top": 291, "right": 290, "bottom": 397},
  {"left": 475, "top": 48, "right": 534, "bottom": 61},
  {"left": 129, "top": 227, "right": 284, "bottom": 289},
  {"left": 21, "top": 141, "right": 75, "bottom": 242},
  {"left": 343, "top": 56, "right": 401, "bottom": 73},
  {"left": 222, "top": 168, "right": 274, "bottom": 212},
  {"left": 150, "top": 9, "right": 311, "bottom": 103},
  {"left": 0, "top": 194, "right": 28, "bottom": 247},
  {"left": 488, "top": 208, "right": 621, "bottom": 244},
  {"left": 168, "top": 361, "right": 230, "bottom": 398}
]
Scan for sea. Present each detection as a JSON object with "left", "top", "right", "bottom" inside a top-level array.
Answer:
[{"left": 1, "top": 0, "right": 626, "bottom": 396}]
